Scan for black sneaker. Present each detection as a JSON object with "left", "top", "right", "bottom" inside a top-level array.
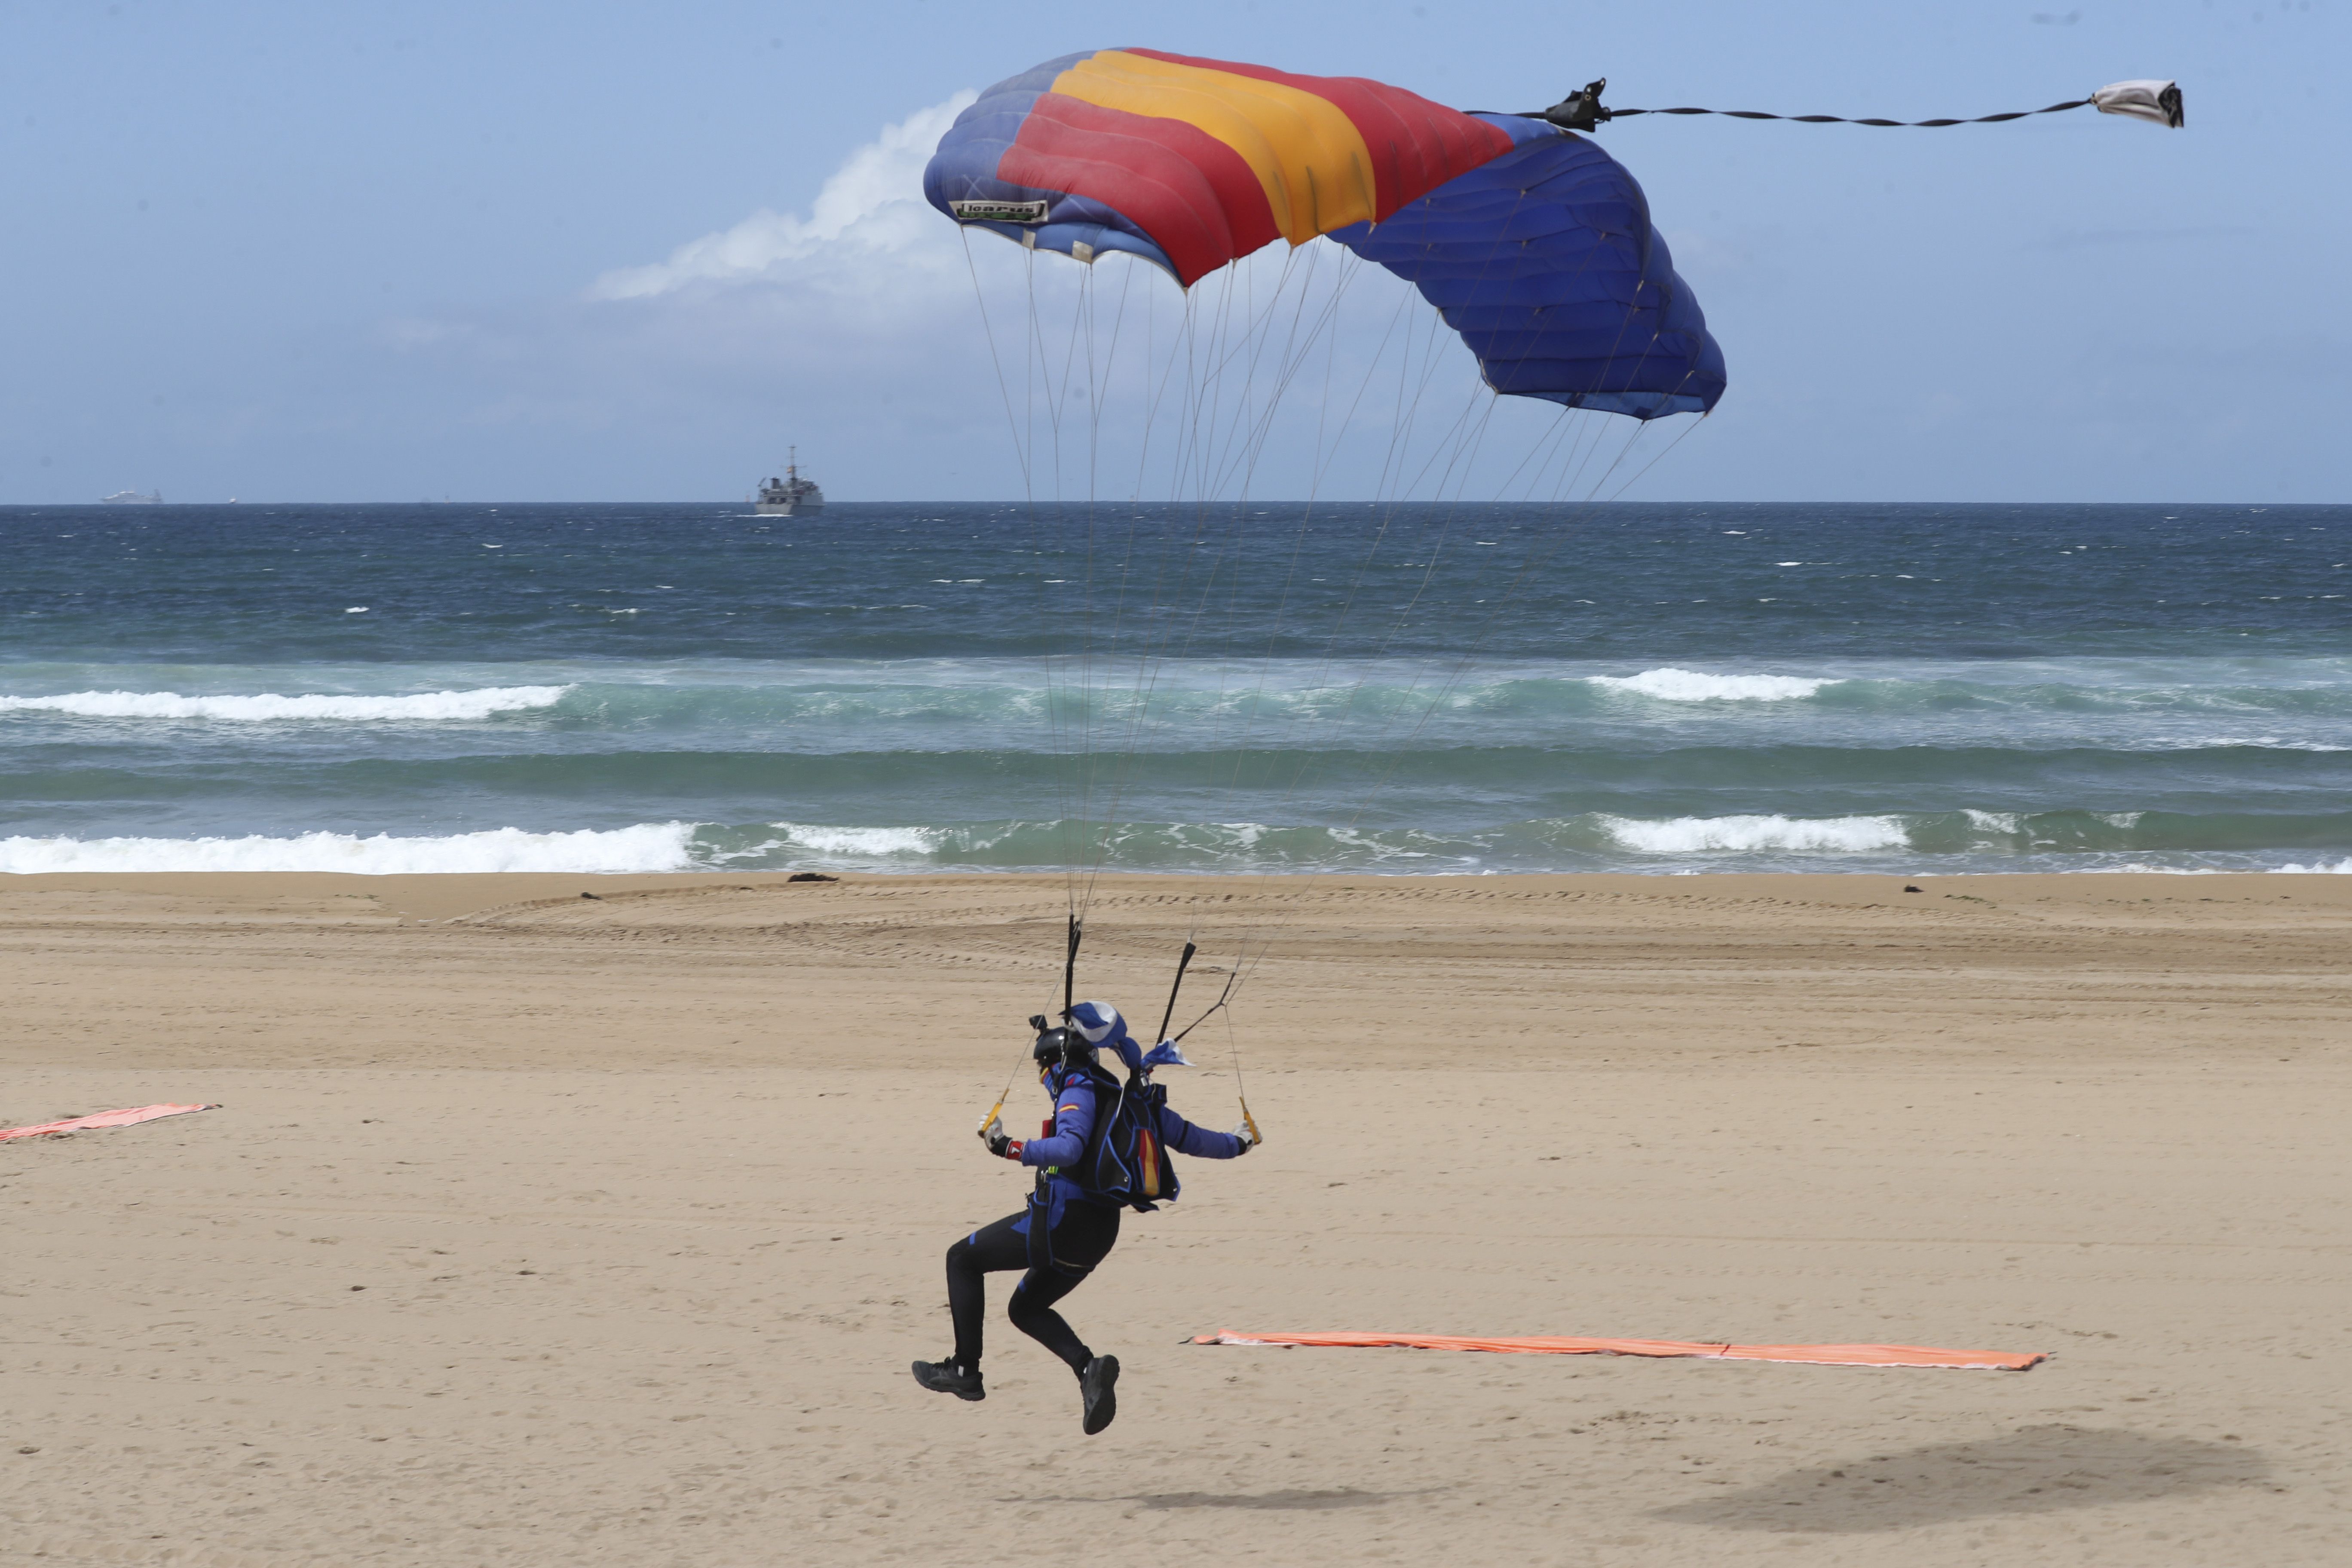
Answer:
[
  {"left": 911, "top": 1358, "right": 985, "bottom": 1401},
  {"left": 1079, "top": 1354, "right": 1120, "bottom": 1435}
]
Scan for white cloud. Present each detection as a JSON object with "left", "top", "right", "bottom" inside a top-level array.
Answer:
[
  {"left": 587, "top": 91, "right": 977, "bottom": 301},
  {"left": 364, "top": 92, "right": 1599, "bottom": 501}
]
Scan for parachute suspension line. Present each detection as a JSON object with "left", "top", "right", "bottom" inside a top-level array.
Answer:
[
  {"left": 1070, "top": 254, "right": 1190, "bottom": 924},
  {"left": 961, "top": 229, "right": 1033, "bottom": 500},
  {"left": 1063, "top": 241, "right": 1283, "bottom": 921},
  {"left": 1046, "top": 242, "right": 1368, "bottom": 1026},
  {"left": 1178, "top": 248, "right": 1377, "bottom": 938},
  {"left": 1126, "top": 260, "right": 1199, "bottom": 504},
  {"left": 1220, "top": 417, "right": 1662, "bottom": 1003},
  {"left": 1224, "top": 1006, "right": 1259, "bottom": 1148},
  {"left": 1203, "top": 258, "right": 1424, "bottom": 896},
  {"left": 1200, "top": 279, "right": 1461, "bottom": 974},
  {"left": 1078, "top": 270, "right": 1227, "bottom": 911},
  {"left": 1064, "top": 266, "right": 1112, "bottom": 895},
  {"left": 961, "top": 230, "right": 1083, "bottom": 1020},
  {"left": 988, "top": 195, "right": 1700, "bottom": 1030},
  {"left": 1086, "top": 248, "right": 1137, "bottom": 519},
  {"left": 1097, "top": 247, "right": 1343, "bottom": 899},
  {"left": 1236, "top": 235, "right": 1629, "bottom": 983},
  {"left": 1221, "top": 386, "right": 1503, "bottom": 989},
  {"left": 1216, "top": 251, "right": 1375, "bottom": 885},
  {"left": 1080, "top": 246, "right": 1327, "bottom": 916},
  {"left": 1599, "top": 406, "right": 1710, "bottom": 505},
  {"left": 1299, "top": 413, "right": 1661, "bottom": 874},
  {"left": 1333, "top": 412, "right": 1658, "bottom": 794},
  {"left": 1206, "top": 278, "right": 1367, "bottom": 983},
  {"left": 1014, "top": 246, "right": 1072, "bottom": 919},
  {"left": 1225, "top": 181, "right": 1686, "bottom": 991},
  {"left": 1198, "top": 246, "right": 1314, "bottom": 501},
  {"left": 1489, "top": 398, "right": 1586, "bottom": 505},
  {"left": 1263, "top": 182, "right": 1545, "bottom": 839},
  {"left": 1190, "top": 247, "right": 1345, "bottom": 848},
  {"left": 1072, "top": 266, "right": 1213, "bottom": 907},
  {"left": 1180, "top": 249, "right": 1358, "bottom": 809},
  {"left": 1067, "top": 261, "right": 1103, "bottom": 919},
  {"left": 1027, "top": 251, "right": 1112, "bottom": 932}
]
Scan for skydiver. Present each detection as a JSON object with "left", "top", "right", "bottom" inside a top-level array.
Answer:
[{"left": 911, "top": 999, "right": 1258, "bottom": 1434}]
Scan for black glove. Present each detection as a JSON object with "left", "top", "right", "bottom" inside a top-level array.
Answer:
[{"left": 985, "top": 1126, "right": 1016, "bottom": 1159}]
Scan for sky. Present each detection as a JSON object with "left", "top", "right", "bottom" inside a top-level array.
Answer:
[{"left": 2, "top": 0, "right": 2344, "bottom": 504}]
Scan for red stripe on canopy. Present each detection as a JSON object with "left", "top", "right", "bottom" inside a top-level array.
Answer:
[{"left": 1003, "top": 93, "right": 1281, "bottom": 284}]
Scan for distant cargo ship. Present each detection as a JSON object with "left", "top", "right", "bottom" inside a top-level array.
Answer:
[
  {"left": 755, "top": 449, "right": 824, "bottom": 516},
  {"left": 101, "top": 489, "right": 162, "bottom": 505}
]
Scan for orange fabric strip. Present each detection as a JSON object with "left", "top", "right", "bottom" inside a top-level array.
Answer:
[
  {"left": 0, "top": 1103, "right": 213, "bottom": 1142},
  {"left": 1191, "top": 1329, "right": 2045, "bottom": 1372}
]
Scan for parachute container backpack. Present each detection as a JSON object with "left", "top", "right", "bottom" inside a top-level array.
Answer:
[{"left": 1084, "top": 1072, "right": 1181, "bottom": 1211}]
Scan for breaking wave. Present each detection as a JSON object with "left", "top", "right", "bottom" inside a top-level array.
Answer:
[
  {"left": 9, "top": 808, "right": 2352, "bottom": 876},
  {"left": 1587, "top": 668, "right": 1838, "bottom": 702},
  {"left": 0, "top": 822, "right": 694, "bottom": 875},
  {"left": 0, "top": 686, "right": 574, "bottom": 723},
  {"left": 1595, "top": 813, "right": 1908, "bottom": 854}
]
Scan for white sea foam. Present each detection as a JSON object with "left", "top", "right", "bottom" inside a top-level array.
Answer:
[
  {"left": 2274, "top": 858, "right": 2352, "bottom": 874},
  {"left": 0, "top": 685, "right": 573, "bottom": 722},
  {"left": 770, "top": 823, "right": 946, "bottom": 857},
  {"left": 1964, "top": 809, "right": 2025, "bottom": 834},
  {"left": 1589, "top": 668, "right": 1836, "bottom": 702},
  {"left": 0, "top": 822, "right": 697, "bottom": 875},
  {"left": 1598, "top": 813, "right": 1910, "bottom": 854}
]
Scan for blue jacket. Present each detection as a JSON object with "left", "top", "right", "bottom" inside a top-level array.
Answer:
[{"left": 1013, "top": 1065, "right": 1246, "bottom": 1230}]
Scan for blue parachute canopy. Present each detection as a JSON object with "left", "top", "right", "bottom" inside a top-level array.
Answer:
[{"left": 1328, "top": 128, "right": 1724, "bottom": 420}]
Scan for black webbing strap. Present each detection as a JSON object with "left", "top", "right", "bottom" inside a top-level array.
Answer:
[
  {"left": 1609, "top": 98, "right": 2094, "bottom": 127},
  {"left": 1476, "top": 77, "right": 2130, "bottom": 135}
]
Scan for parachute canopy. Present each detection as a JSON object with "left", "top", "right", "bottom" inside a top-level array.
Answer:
[{"left": 925, "top": 48, "right": 1725, "bottom": 420}]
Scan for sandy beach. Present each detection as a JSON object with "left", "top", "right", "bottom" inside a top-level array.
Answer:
[{"left": 3, "top": 869, "right": 2347, "bottom": 1565}]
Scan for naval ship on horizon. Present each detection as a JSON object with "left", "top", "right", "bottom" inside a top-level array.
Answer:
[{"left": 755, "top": 449, "right": 824, "bottom": 516}]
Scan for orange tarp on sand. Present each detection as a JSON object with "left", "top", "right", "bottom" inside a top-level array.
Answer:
[
  {"left": 0, "top": 1104, "right": 213, "bottom": 1142},
  {"left": 1191, "top": 1329, "right": 2045, "bottom": 1372}
]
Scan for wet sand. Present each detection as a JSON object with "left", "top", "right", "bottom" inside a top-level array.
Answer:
[{"left": 3, "top": 870, "right": 2347, "bottom": 1565}]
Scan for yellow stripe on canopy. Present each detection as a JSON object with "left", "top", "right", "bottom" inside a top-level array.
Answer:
[{"left": 1051, "top": 50, "right": 1379, "bottom": 244}]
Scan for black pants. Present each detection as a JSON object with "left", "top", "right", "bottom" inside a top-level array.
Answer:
[{"left": 947, "top": 1197, "right": 1121, "bottom": 1372}]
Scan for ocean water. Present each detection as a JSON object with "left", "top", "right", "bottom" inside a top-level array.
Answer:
[{"left": 2, "top": 500, "right": 2347, "bottom": 876}]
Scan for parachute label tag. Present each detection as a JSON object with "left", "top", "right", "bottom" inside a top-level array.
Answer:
[{"left": 951, "top": 198, "right": 1050, "bottom": 224}]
